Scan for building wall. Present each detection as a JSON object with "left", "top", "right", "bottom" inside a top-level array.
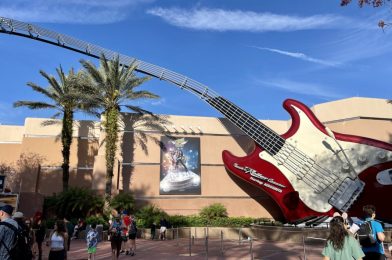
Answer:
[{"left": 0, "top": 97, "right": 391, "bottom": 219}]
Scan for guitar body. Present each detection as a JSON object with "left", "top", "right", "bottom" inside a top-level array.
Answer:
[{"left": 223, "top": 99, "right": 392, "bottom": 223}]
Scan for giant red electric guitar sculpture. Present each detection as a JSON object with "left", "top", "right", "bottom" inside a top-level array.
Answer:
[
  {"left": 218, "top": 98, "right": 392, "bottom": 222},
  {"left": 204, "top": 96, "right": 392, "bottom": 223},
  {"left": 2, "top": 16, "right": 391, "bottom": 223}
]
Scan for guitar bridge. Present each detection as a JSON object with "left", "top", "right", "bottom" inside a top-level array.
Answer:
[{"left": 328, "top": 177, "right": 365, "bottom": 212}]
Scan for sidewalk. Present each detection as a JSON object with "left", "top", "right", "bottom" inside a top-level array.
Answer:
[
  {"left": 41, "top": 238, "right": 392, "bottom": 260},
  {"left": 42, "top": 238, "right": 328, "bottom": 260}
]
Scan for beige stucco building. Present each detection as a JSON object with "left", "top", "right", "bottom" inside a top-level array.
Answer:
[{"left": 0, "top": 97, "right": 391, "bottom": 219}]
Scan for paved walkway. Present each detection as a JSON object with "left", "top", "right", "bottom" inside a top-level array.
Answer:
[
  {"left": 42, "top": 238, "right": 327, "bottom": 260},
  {"left": 41, "top": 238, "right": 392, "bottom": 260}
]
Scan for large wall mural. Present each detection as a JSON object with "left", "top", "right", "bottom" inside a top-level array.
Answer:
[{"left": 159, "top": 136, "right": 201, "bottom": 195}]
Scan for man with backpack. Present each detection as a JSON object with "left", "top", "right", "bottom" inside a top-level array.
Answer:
[
  {"left": 358, "top": 205, "right": 386, "bottom": 260},
  {"left": 0, "top": 204, "right": 18, "bottom": 260},
  {"left": 0, "top": 205, "right": 33, "bottom": 260}
]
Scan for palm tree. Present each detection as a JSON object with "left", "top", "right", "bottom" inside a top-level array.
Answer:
[
  {"left": 14, "top": 66, "right": 89, "bottom": 191},
  {"left": 80, "top": 55, "right": 165, "bottom": 196}
]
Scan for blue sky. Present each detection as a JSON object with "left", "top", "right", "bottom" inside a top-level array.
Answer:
[{"left": 0, "top": 0, "right": 391, "bottom": 125}]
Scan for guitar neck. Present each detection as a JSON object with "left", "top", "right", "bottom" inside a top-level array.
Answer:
[
  {"left": 0, "top": 16, "right": 284, "bottom": 154},
  {"left": 136, "top": 62, "right": 284, "bottom": 154}
]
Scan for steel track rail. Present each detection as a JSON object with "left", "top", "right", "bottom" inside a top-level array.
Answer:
[{"left": 0, "top": 16, "right": 213, "bottom": 100}]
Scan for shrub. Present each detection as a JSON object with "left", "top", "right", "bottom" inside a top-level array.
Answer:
[
  {"left": 43, "top": 187, "right": 104, "bottom": 220},
  {"left": 199, "top": 203, "right": 228, "bottom": 221},
  {"left": 209, "top": 217, "right": 254, "bottom": 227},
  {"left": 109, "top": 192, "right": 135, "bottom": 213},
  {"left": 135, "top": 205, "right": 168, "bottom": 228},
  {"left": 86, "top": 215, "right": 109, "bottom": 230},
  {"left": 163, "top": 215, "right": 254, "bottom": 227}
]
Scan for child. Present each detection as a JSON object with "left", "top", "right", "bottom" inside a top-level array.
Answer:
[{"left": 86, "top": 223, "right": 99, "bottom": 260}]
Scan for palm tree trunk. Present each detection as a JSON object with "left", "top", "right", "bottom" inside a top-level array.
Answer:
[
  {"left": 61, "top": 109, "right": 73, "bottom": 191},
  {"left": 104, "top": 108, "right": 119, "bottom": 196}
]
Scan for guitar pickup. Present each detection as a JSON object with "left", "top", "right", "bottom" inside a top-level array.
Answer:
[{"left": 328, "top": 177, "right": 365, "bottom": 212}]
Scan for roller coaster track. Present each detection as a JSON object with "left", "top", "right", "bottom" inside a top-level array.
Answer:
[{"left": 0, "top": 16, "right": 215, "bottom": 100}]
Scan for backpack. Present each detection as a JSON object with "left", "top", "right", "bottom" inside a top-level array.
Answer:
[
  {"left": 129, "top": 220, "right": 137, "bottom": 235},
  {"left": 0, "top": 222, "right": 33, "bottom": 260},
  {"left": 357, "top": 220, "right": 377, "bottom": 247},
  {"left": 110, "top": 221, "right": 122, "bottom": 241}
]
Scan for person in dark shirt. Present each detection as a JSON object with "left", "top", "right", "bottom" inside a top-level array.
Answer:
[
  {"left": 150, "top": 222, "right": 156, "bottom": 240},
  {"left": 32, "top": 212, "right": 46, "bottom": 260},
  {"left": 0, "top": 204, "right": 18, "bottom": 260},
  {"left": 63, "top": 218, "right": 74, "bottom": 251}
]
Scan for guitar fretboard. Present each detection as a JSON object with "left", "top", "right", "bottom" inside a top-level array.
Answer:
[{"left": 206, "top": 97, "right": 284, "bottom": 154}]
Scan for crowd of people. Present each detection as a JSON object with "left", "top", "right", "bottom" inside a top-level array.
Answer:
[
  {"left": 0, "top": 202, "right": 390, "bottom": 260},
  {"left": 108, "top": 210, "right": 138, "bottom": 259},
  {"left": 322, "top": 204, "right": 389, "bottom": 260},
  {"left": 0, "top": 204, "right": 141, "bottom": 260}
]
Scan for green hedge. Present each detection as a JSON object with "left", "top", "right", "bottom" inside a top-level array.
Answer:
[
  {"left": 85, "top": 215, "right": 110, "bottom": 230},
  {"left": 164, "top": 215, "right": 255, "bottom": 228}
]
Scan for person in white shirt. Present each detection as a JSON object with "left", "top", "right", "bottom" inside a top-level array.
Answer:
[{"left": 46, "top": 220, "right": 68, "bottom": 260}]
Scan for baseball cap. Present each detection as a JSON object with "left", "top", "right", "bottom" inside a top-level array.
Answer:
[{"left": 0, "top": 204, "right": 14, "bottom": 215}]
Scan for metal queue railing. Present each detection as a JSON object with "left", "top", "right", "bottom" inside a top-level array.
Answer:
[{"left": 139, "top": 225, "right": 328, "bottom": 259}]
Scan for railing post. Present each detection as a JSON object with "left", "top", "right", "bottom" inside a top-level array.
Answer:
[
  {"left": 239, "top": 228, "right": 242, "bottom": 245},
  {"left": 249, "top": 237, "right": 254, "bottom": 260},
  {"left": 189, "top": 228, "right": 192, "bottom": 256},
  {"left": 303, "top": 233, "right": 307, "bottom": 260},
  {"left": 176, "top": 227, "right": 179, "bottom": 246},
  {"left": 220, "top": 230, "right": 224, "bottom": 255},
  {"left": 205, "top": 233, "right": 208, "bottom": 260}
]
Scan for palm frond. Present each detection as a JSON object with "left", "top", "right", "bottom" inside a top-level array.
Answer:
[
  {"left": 124, "top": 90, "right": 159, "bottom": 100},
  {"left": 13, "top": 101, "right": 58, "bottom": 110},
  {"left": 51, "top": 111, "right": 63, "bottom": 119},
  {"left": 125, "top": 76, "right": 151, "bottom": 89},
  {"left": 41, "top": 119, "right": 61, "bottom": 126},
  {"left": 80, "top": 59, "right": 105, "bottom": 87},
  {"left": 39, "top": 70, "right": 63, "bottom": 96},
  {"left": 122, "top": 105, "right": 154, "bottom": 115},
  {"left": 26, "top": 82, "right": 56, "bottom": 100}
]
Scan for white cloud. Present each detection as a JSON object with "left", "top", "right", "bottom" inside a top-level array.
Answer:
[
  {"left": 151, "top": 97, "right": 166, "bottom": 106},
  {"left": 251, "top": 46, "right": 342, "bottom": 67},
  {"left": 0, "top": 0, "right": 154, "bottom": 24},
  {"left": 256, "top": 79, "right": 343, "bottom": 100},
  {"left": 147, "top": 7, "right": 350, "bottom": 32}
]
